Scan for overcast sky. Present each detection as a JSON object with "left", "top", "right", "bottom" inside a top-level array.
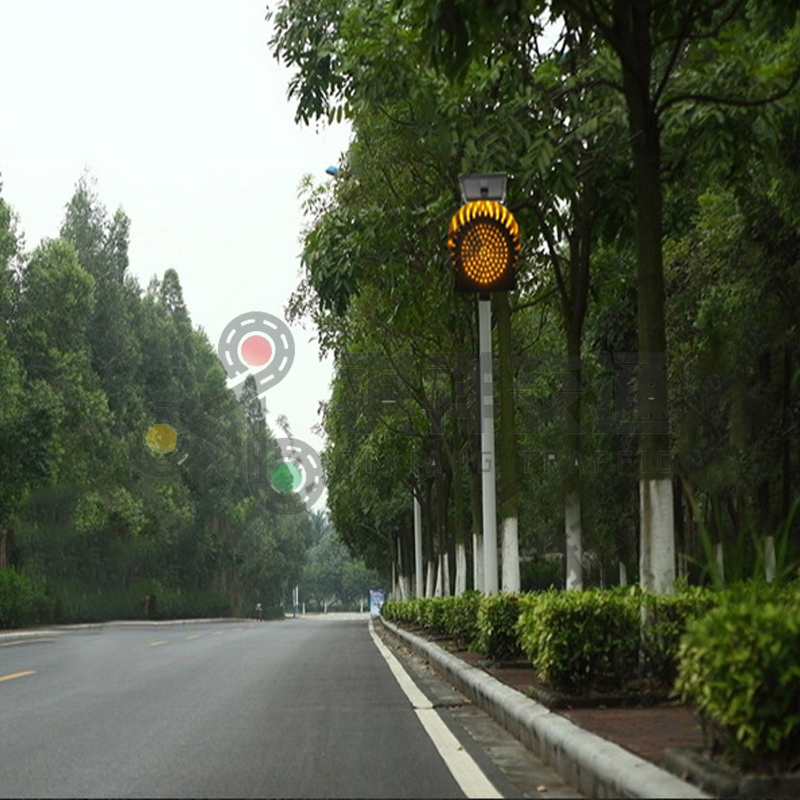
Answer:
[{"left": 0, "top": 0, "right": 350, "bottom": 471}]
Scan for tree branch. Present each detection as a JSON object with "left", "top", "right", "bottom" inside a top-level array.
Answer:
[
  {"left": 652, "top": 0, "right": 705, "bottom": 106},
  {"left": 659, "top": 60, "right": 800, "bottom": 114}
]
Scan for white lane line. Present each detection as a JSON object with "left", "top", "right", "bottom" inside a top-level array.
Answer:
[{"left": 369, "top": 620, "right": 502, "bottom": 799}]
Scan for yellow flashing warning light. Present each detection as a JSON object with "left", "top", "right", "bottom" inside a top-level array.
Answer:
[{"left": 447, "top": 200, "right": 520, "bottom": 293}]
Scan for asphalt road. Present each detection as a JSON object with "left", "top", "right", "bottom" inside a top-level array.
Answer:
[{"left": 0, "top": 616, "right": 478, "bottom": 799}]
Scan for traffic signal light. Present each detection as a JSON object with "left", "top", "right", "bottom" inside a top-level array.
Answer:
[{"left": 447, "top": 200, "right": 520, "bottom": 293}]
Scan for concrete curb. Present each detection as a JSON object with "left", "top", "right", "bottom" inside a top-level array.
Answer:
[
  {"left": 0, "top": 617, "right": 254, "bottom": 644},
  {"left": 380, "top": 618, "right": 710, "bottom": 800},
  {"left": 0, "top": 630, "right": 63, "bottom": 645},
  {"left": 53, "top": 617, "right": 254, "bottom": 631}
]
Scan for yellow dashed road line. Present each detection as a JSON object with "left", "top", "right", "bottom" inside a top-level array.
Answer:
[
  {"left": 0, "top": 670, "right": 36, "bottom": 683},
  {"left": 184, "top": 634, "right": 201, "bottom": 641},
  {"left": 150, "top": 640, "right": 168, "bottom": 647}
]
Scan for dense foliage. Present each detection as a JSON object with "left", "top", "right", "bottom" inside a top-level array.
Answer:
[
  {"left": 270, "top": 0, "right": 800, "bottom": 596},
  {"left": 299, "top": 510, "right": 383, "bottom": 611},
  {"left": 675, "top": 583, "right": 800, "bottom": 768},
  {"left": 0, "top": 176, "right": 315, "bottom": 624}
]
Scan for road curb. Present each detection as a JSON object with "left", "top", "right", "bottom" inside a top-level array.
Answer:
[
  {"left": 53, "top": 617, "right": 254, "bottom": 631},
  {"left": 380, "top": 618, "right": 710, "bottom": 800},
  {"left": 0, "top": 617, "right": 254, "bottom": 643},
  {"left": 0, "top": 630, "right": 63, "bottom": 645}
]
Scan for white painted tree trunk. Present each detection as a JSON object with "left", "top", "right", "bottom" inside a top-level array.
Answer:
[
  {"left": 501, "top": 515, "right": 520, "bottom": 592},
  {"left": 443, "top": 552, "right": 451, "bottom": 596},
  {"left": 399, "top": 575, "right": 409, "bottom": 601},
  {"left": 619, "top": 560, "right": 627, "bottom": 587},
  {"left": 565, "top": 492, "right": 583, "bottom": 590},
  {"left": 765, "top": 536, "right": 776, "bottom": 583},
  {"left": 455, "top": 542, "right": 467, "bottom": 596},
  {"left": 414, "top": 498, "right": 423, "bottom": 599},
  {"left": 639, "top": 478, "right": 676, "bottom": 594},
  {"left": 434, "top": 559, "right": 443, "bottom": 597},
  {"left": 715, "top": 542, "right": 725, "bottom": 585},
  {"left": 396, "top": 539, "right": 407, "bottom": 600},
  {"left": 473, "top": 533, "right": 484, "bottom": 593},
  {"left": 425, "top": 560, "right": 436, "bottom": 598}
]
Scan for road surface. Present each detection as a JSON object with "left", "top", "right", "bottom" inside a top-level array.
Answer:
[{"left": 0, "top": 615, "right": 579, "bottom": 798}]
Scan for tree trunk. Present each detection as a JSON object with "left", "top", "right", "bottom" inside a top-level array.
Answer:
[
  {"left": 0, "top": 526, "right": 10, "bottom": 569},
  {"left": 765, "top": 536, "right": 776, "bottom": 582},
  {"left": 455, "top": 541, "right": 467, "bottom": 595},
  {"left": 470, "top": 469, "right": 484, "bottom": 592},
  {"left": 619, "top": 5, "right": 676, "bottom": 594},
  {"left": 426, "top": 560, "right": 436, "bottom": 598},
  {"left": 781, "top": 346, "right": 792, "bottom": 520},
  {"left": 564, "top": 339, "right": 585, "bottom": 591},
  {"left": 565, "top": 491, "right": 583, "bottom": 590}
]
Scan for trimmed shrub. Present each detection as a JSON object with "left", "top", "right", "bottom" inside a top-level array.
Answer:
[
  {"left": 444, "top": 590, "right": 482, "bottom": 648},
  {"left": 381, "top": 600, "right": 399, "bottom": 620},
  {"left": 474, "top": 593, "right": 522, "bottom": 661},
  {"left": 518, "top": 587, "right": 721, "bottom": 694},
  {"left": 675, "top": 582, "right": 800, "bottom": 769},
  {"left": 639, "top": 586, "right": 717, "bottom": 685},
  {"left": 518, "top": 589, "right": 640, "bottom": 693},
  {"left": 418, "top": 597, "right": 450, "bottom": 632}
]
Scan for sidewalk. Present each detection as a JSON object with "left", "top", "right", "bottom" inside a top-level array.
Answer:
[
  {"left": 380, "top": 618, "right": 710, "bottom": 799},
  {"left": 455, "top": 647, "right": 705, "bottom": 768}
]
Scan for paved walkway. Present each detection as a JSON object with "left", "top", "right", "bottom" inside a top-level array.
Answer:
[{"left": 412, "top": 633, "right": 705, "bottom": 772}]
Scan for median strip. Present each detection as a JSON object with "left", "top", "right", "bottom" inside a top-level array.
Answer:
[{"left": 0, "top": 670, "right": 37, "bottom": 683}]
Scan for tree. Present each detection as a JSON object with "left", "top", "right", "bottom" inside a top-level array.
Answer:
[
  {"left": 61, "top": 175, "right": 143, "bottom": 432},
  {"left": 400, "top": 0, "right": 800, "bottom": 593}
]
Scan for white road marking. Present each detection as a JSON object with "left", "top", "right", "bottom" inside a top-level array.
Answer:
[{"left": 369, "top": 620, "right": 503, "bottom": 799}]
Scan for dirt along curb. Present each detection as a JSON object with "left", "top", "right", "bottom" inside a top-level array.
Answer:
[{"left": 379, "top": 617, "right": 709, "bottom": 800}]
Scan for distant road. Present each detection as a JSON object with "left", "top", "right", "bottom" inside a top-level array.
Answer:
[{"left": 0, "top": 615, "right": 484, "bottom": 798}]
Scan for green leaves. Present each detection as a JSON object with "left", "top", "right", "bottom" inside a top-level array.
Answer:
[
  {"left": 675, "top": 583, "right": 800, "bottom": 768},
  {"left": 473, "top": 592, "right": 522, "bottom": 660}
]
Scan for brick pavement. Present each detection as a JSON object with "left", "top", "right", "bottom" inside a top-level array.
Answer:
[{"left": 417, "top": 633, "right": 705, "bottom": 771}]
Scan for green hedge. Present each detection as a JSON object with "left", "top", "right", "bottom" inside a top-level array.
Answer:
[
  {"left": 639, "top": 586, "right": 717, "bottom": 685},
  {"left": 385, "top": 577, "right": 800, "bottom": 774},
  {"left": 517, "top": 586, "right": 717, "bottom": 694},
  {"left": 49, "top": 580, "right": 232, "bottom": 624},
  {"left": 0, "top": 568, "right": 54, "bottom": 628},
  {"left": 382, "top": 594, "right": 483, "bottom": 649},
  {"left": 675, "top": 582, "right": 800, "bottom": 768},
  {"left": 518, "top": 588, "right": 640, "bottom": 693},
  {"left": 474, "top": 593, "right": 522, "bottom": 661},
  {"left": 418, "top": 596, "right": 449, "bottom": 631},
  {"left": 0, "top": 571, "right": 235, "bottom": 628},
  {"left": 445, "top": 590, "right": 482, "bottom": 648}
]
